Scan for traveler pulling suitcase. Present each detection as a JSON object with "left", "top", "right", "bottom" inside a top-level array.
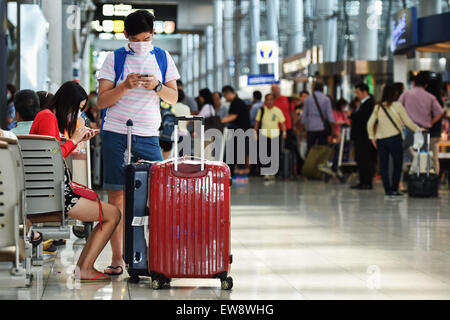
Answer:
[
  {"left": 124, "top": 119, "right": 155, "bottom": 283},
  {"left": 408, "top": 133, "right": 439, "bottom": 197},
  {"left": 148, "top": 116, "right": 233, "bottom": 290}
]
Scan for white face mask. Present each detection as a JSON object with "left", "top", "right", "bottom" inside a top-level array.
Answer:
[{"left": 129, "top": 40, "right": 153, "bottom": 55}]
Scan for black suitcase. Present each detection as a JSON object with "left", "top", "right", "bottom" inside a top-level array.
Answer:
[
  {"left": 278, "top": 140, "right": 295, "bottom": 179},
  {"left": 408, "top": 133, "right": 438, "bottom": 198},
  {"left": 124, "top": 120, "right": 154, "bottom": 283}
]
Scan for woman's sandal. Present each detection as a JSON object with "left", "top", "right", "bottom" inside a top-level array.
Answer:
[
  {"left": 79, "top": 272, "right": 111, "bottom": 283},
  {"left": 104, "top": 266, "right": 123, "bottom": 276}
]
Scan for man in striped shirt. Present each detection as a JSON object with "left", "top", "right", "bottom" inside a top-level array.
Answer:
[{"left": 97, "top": 10, "right": 180, "bottom": 276}]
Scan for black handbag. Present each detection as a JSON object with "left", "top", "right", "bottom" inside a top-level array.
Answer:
[{"left": 312, "top": 93, "right": 332, "bottom": 136}]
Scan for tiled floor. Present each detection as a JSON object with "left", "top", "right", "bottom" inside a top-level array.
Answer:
[{"left": 1, "top": 178, "right": 450, "bottom": 300}]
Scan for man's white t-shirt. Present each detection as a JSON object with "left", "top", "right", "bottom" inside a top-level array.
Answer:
[{"left": 97, "top": 45, "right": 180, "bottom": 137}]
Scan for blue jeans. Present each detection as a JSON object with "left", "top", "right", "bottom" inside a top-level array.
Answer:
[
  {"left": 101, "top": 131, "right": 163, "bottom": 190},
  {"left": 377, "top": 134, "right": 403, "bottom": 194}
]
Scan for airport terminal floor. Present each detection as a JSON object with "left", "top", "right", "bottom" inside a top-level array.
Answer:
[{"left": 2, "top": 178, "right": 450, "bottom": 300}]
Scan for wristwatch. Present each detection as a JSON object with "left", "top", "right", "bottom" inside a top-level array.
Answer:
[{"left": 153, "top": 81, "right": 163, "bottom": 92}]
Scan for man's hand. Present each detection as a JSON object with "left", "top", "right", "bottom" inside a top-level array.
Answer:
[
  {"left": 122, "top": 73, "right": 142, "bottom": 90},
  {"left": 282, "top": 131, "right": 287, "bottom": 140},
  {"left": 371, "top": 138, "right": 377, "bottom": 149},
  {"left": 139, "top": 75, "right": 159, "bottom": 91}
]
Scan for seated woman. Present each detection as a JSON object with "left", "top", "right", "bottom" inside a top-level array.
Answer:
[{"left": 29, "top": 81, "right": 121, "bottom": 282}]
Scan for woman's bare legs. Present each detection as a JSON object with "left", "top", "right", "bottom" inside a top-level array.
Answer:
[{"left": 67, "top": 198, "right": 121, "bottom": 280}]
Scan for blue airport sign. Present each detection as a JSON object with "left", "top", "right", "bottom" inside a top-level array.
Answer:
[{"left": 247, "top": 74, "right": 279, "bottom": 86}]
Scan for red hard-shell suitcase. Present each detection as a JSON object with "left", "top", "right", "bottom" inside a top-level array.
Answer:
[{"left": 148, "top": 116, "right": 233, "bottom": 290}]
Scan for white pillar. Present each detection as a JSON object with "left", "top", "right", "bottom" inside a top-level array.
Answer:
[
  {"left": 266, "top": 0, "right": 279, "bottom": 41},
  {"left": 358, "top": 0, "right": 378, "bottom": 61},
  {"left": 287, "top": 0, "right": 303, "bottom": 56},
  {"left": 239, "top": 1, "right": 249, "bottom": 76},
  {"left": 205, "top": 25, "right": 214, "bottom": 90},
  {"left": 187, "top": 34, "right": 194, "bottom": 97},
  {"left": 214, "top": 0, "right": 224, "bottom": 91},
  {"left": 316, "top": 0, "right": 338, "bottom": 62},
  {"left": 249, "top": 0, "right": 260, "bottom": 75},
  {"left": 42, "top": 0, "right": 63, "bottom": 91},
  {"left": 62, "top": 0, "right": 75, "bottom": 83},
  {"left": 393, "top": 54, "right": 408, "bottom": 85},
  {"left": 419, "top": 0, "right": 441, "bottom": 17},
  {"left": 193, "top": 34, "right": 200, "bottom": 97},
  {"left": 181, "top": 35, "right": 188, "bottom": 85},
  {"left": 223, "top": 0, "right": 234, "bottom": 86}
]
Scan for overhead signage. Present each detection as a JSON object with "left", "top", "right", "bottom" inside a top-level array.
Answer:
[
  {"left": 391, "top": 7, "right": 418, "bottom": 53},
  {"left": 93, "top": 3, "right": 177, "bottom": 35},
  {"left": 256, "top": 41, "right": 278, "bottom": 64},
  {"left": 247, "top": 74, "right": 279, "bottom": 86}
]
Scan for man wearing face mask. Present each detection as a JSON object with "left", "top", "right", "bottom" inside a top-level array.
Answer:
[{"left": 97, "top": 10, "right": 180, "bottom": 276}]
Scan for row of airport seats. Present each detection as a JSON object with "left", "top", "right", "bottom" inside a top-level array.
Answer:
[{"left": 0, "top": 134, "right": 73, "bottom": 287}]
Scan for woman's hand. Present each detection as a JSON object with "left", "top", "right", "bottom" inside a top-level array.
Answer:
[{"left": 71, "top": 126, "right": 96, "bottom": 145}]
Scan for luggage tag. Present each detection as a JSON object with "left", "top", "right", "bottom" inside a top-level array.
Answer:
[{"left": 131, "top": 216, "right": 148, "bottom": 227}]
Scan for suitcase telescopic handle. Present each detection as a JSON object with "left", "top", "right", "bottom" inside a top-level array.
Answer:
[
  {"left": 126, "top": 119, "right": 133, "bottom": 165},
  {"left": 174, "top": 116, "right": 205, "bottom": 172}
]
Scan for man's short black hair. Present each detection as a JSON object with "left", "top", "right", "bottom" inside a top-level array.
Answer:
[
  {"left": 222, "top": 85, "right": 235, "bottom": 94},
  {"left": 265, "top": 93, "right": 273, "bottom": 99},
  {"left": 253, "top": 90, "right": 262, "bottom": 100},
  {"left": 313, "top": 82, "right": 324, "bottom": 92},
  {"left": 300, "top": 90, "right": 309, "bottom": 96},
  {"left": 414, "top": 71, "right": 430, "bottom": 87},
  {"left": 14, "top": 90, "right": 40, "bottom": 121},
  {"left": 125, "top": 10, "right": 155, "bottom": 36},
  {"left": 355, "top": 83, "right": 369, "bottom": 93},
  {"left": 176, "top": 79, "right": 184, "bottom": 87}
]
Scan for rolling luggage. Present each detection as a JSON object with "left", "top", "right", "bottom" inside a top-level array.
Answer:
[
  {"left": 148, "top": 116, "right": 233, "bottom": 290},
  {"left": 408, "top": 133, "right": 439, "bottom": 197},
  {"left": 124, "top": 120, "right": 155, "bottom": 283},
  {"left": 278, "top": 139, "right": 295, "bottom": 179},
  {"left": 302, "top": 144, "right": 333, "bottom": 179}
]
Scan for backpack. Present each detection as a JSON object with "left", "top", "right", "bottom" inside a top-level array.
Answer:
[
  {"left": 159, "top": 101, "right": 176, "bottom": 142},
  {"left": 100, "top": 46, "right": 168, "bottom": 132}
]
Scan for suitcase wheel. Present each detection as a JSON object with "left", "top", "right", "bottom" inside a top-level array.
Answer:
[
  {"left": 221, "top": 277, "right": 233, "bottom": 290},
  {"left": 128, "top": 275, "right": 140, "bottom": 284},
  {"left": 152, "top": 279, "right": 164, "bottom": 290}
]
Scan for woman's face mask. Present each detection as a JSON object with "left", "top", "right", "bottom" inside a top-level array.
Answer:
[{"left": 129, "top": 40, "right": 153, "bottom": 55}]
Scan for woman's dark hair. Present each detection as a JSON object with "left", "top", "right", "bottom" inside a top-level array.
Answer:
[
  {"left": 177, "top": 89, "right": 185, "bottom": 103},
  {"left": 48, "top": 81, "right": 88, "bottom": 136},
  {"left": 426, "top": 78, "right": 444, "bottom": 107},
  {"left": 199, "top": 88, "right": 214, "bottom": 107},
  {"left": 334, "top": 98, "right": 348, "bottom": 112},
  {"left": 393, "top": 82, "right": 404, "bottom": 100},
  {"left": 125, "top": 10, "right": 155, "bottom": 36},
  {"left": 380, "top": 83, "right": 397, "bottom": 107},
  {"left": 36, "top": 91, "right": 55, "bottom": 111}
]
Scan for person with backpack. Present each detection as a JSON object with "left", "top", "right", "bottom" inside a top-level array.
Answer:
[
  {"left": 367, "top": 84, "right": 420, "bottom": 196},
  {"left": 97, "top": 10, "right": 180, "bottom": 276}
]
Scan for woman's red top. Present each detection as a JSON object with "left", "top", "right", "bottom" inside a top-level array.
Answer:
[{"left": 29, "top": 109, "right": 77, "bottom": 158}]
